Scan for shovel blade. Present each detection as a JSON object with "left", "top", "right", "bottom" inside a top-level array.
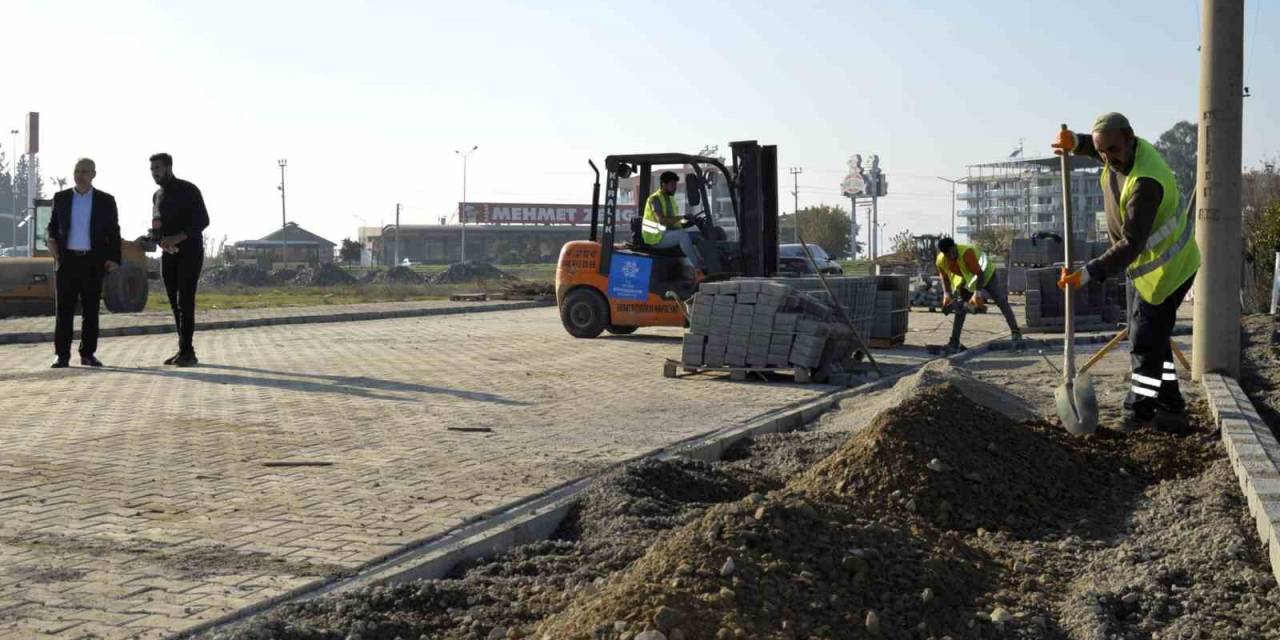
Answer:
[{"left": 1055, "top": 374, "right": 1099, "bottom": 435}]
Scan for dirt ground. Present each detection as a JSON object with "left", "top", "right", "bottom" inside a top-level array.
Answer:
[{"left": 207, "top": 331, "right": 1280, "bottom": 640}]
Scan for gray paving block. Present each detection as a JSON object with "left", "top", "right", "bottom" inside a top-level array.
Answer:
[{"left": 736, "top": 280, "right": 762, "bottom": 294}]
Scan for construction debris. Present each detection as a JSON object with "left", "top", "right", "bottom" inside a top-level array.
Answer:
[
  {"left": 198, "top": 264, "right": 274, "bottom": 287},
  {"left": 360, "top": 266, "right": 426, "bottom": 285},
  {"left": 289, "top": 263, "right": 358, "bottom": 286},
  {"left": 430, "top": 261, "right": 519, "bottom": 285}
]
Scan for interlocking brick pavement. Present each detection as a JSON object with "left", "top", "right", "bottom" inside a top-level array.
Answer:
[
  {"left": 0, "top": 299, "right": 546, "bottom": 344},
  {"left": 0, "top": 308, "right": 827, "bottom": 639}
]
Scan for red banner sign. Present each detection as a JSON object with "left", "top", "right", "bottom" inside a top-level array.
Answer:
[{"left": 459, "top": 203, "right": 638, "bottom": 225}]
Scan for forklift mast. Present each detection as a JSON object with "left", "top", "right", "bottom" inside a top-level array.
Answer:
[{"left": 729, "top": 140, "right": 778, "bottom": 278}]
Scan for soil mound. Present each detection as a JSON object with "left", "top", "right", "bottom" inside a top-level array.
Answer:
[
  {"left": 556, "top": 458, "right": 763, "bottom": 549},
  {"left": 290, "top": 263, "right": 357, "bottom": 286},
  {"left": 798, "top": 384, "right": 1130, "bottom": 534},
  {"left": 360, "top": 266, "right": 426, "bottom": 285},
  {"left": 430, "top": 261, "right": 517, "bottom": 285},
  {"left": 198, "top": 264, "right": 272, "bottom": 287},
  {"left": 536, "top": 490, "right": 994, "bottom": 639}
]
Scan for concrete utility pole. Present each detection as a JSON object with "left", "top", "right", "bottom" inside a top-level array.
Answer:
[
  {"left": 789, "top": 167, "right": 802, "bottom": 243},
  {"left": 394, "top": 202, "right": 401, "bottom": 266},
  {"left": 1192, "top": 0, "right": 1245, "bottom": 380},
  {"left": 871, "top": 193, "right": 880, "bottom": 260},
  {"left": 848, "top": 194, "right": 858, "bottom": 258},
  {"left": 277, "top": 159, "right": 288, "bottom": 268},
  {"left": 24, "top": 113, "right": 37, "bottom": 257},
  {"left": 8, "top": 128, "right": 16, "bottom": 252},
  {"left": 456, "top": 145, "right": 478, "bottom": 263},
  {"left": 937, "top": 177, "right": 962, "bottom": 238}
]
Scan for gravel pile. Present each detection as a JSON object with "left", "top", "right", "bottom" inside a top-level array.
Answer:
[
  {"left": 289, "top": 263, "right": 357, "bottom": 286},
  {"left": 359, "top": 267, "right": 427, "bottom": 285},
  {"left": 198, "top": 264, "right": 273, "bottom": 287},
  {"left": 431, "top": 262, "right": 518, "bottom": 285}
]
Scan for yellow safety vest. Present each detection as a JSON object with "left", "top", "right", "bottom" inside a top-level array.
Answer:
[
  {"left": 936, "top": 243, "right": 994, "bottom": 291},
  {"left": 642, "top": 189, "right": 678, "bottom": 245},
  {"left": 1103, "top": 138, "right": 1200, "bottom": 305}
]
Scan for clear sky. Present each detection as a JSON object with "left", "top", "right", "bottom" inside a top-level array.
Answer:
[{"left": 3, "top": 0, "right": 1276, "bottom": 251}]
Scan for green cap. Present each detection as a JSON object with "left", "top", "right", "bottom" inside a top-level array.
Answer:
[{"left": 1092, "top": 112, "right": 1131, "bottom": 133}]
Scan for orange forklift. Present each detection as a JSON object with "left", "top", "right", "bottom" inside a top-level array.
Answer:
[{"left": 556, "top": 140, "right": 779, "bottom": 338}]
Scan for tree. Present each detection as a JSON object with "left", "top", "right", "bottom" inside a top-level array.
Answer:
[
  {"left": 339, "top": 238, "right": 362, "bottom": 262},
  {"left": 1153, "top": 121, "right": 1197, "bottom": 201},
  {"left": 778, "top": 205, "right": 857, "bottom": 258},
  {"left": 970, "top": 227, "right": 1017, "bottom": 257},
  {"left": 1243, "top": 163, "right": 1280, "bottom": 310},
  {"left": 890, "top": 229, "right": 913, "bottom": 256}
]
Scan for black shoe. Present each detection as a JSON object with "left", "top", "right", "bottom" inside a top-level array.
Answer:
[
  {"left": 1154, "top": 407, "right": 1191, "bottom": 432},
  {"left": 163, "top": 351, "right": 182, "bottom": 365},
  {"left": 943, "top": 342, "right": 968, "bottom": 355},
  {"left": 80, "top": 355, "right": 103, "bottom": 367},
  {"left": 174, "top": 353, "right": 199, "bottom": 367},
  {"left": 51, "top": 357, "right": 70, "bottom": 369}
]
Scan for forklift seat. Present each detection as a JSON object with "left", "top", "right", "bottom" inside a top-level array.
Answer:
[{"left": 626, "top": 216, "right": 686, "bottom": 257}]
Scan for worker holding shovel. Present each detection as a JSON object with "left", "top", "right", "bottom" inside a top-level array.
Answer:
[{"left": 1054, "top": 113, "right": 1200, "bottom": 432}]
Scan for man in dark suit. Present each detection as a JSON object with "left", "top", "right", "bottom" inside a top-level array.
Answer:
[
  {"left": 150, "top": 153, "right": 209, "bottom": 367},
  {"left": 46, "top": 158, "right": 121, "bottom": 368}
]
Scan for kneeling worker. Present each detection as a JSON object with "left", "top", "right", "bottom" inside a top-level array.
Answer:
[
  {"left": 642, "top": 171, "right": 704, "bottom": 272},
  {"left": 936, "top": 236, "right": 1022, "bottom": 353}
]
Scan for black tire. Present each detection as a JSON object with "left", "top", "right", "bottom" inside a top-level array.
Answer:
[
  {"left": 606, "top": 325, "right": 637, "bottom": 335},
  {"left": 560, "top": 288, "right": 609, "bottom": 338},
  {"left": 103, "top": 262, "right": 148, "bottom": 313}
]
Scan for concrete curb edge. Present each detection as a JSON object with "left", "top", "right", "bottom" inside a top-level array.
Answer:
[{"left": 1202, "top": 373, "right": 1280, "bottom": 587}]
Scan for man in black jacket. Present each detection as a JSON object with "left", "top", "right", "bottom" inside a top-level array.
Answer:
[
  {"left": 46, "top": 158, "right": 121, "bottom": 368},
  {"left": 150, "top": 153, "right": 210, "bottom": 367}
]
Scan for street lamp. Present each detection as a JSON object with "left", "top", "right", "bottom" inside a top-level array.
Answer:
[
  {"left": 455, "top": 145, "right": 478, "bottom": 263},
  {"left": 936, "top": 176, "right": 964, "bottom": 238},
  {"left": 277, "top": 159, "right": 288, "bottom": 268}
]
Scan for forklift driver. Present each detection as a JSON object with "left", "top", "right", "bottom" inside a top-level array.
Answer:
[{"left": 642, "top": 171, "right": 705, "bottom": 272}]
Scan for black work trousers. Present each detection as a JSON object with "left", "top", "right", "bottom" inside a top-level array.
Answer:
[
  {"left": 162, "top": 248, "right": 204, "bottom": 355},
  {"left": 1125, "top": 274, "right": 1195, "bottom": 419},
  {"left": 950, "top": 270, "right": 1020, "bottom": 346},
  {"left": 54, "top": 253, "right": 104, "bottom": 359}
]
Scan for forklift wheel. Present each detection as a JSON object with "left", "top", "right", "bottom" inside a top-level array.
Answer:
[
  {"left": 606, "top": 325, "right": 638, "bottom": 335},
  {"left": 560, "top": 288, "right": 609, "bottom": 338}
]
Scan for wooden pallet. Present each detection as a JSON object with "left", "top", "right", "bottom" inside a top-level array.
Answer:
[
  {"left": 663, "top": 359, "right": 820, "bottom": 383},
  {"left": 449, "top": 292, "right": 488, "bottom": 302}
]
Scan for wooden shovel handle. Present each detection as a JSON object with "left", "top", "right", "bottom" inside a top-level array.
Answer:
[
  {"left": 1170, "top": 340, "right": 1191, "bottom": 371},
  {"left": 1077, "top": 329, "right": 1128, "bottom": 376}
]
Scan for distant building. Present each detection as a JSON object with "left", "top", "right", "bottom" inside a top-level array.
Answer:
[
  {"left": 956, "top": 154, "right": 1106, "bottom": 241},
  {"left": 231, "top": 222, "right": 336, "bottom": 269}
]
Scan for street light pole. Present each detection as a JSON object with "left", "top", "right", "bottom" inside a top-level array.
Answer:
[
  {"left": 277, "top": 159, "right": 288, "bottom": 268},
  {"left": 789, "top": 167, "right": 802, "bottom": 243},
  {"left": 455, "top": 145, "right": 478, "bottom": 263},
  {"left": 937, "top": 176, "right": 963, "bottom": 238}
]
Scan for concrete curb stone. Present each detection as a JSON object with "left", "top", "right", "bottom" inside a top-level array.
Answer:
[{"left": 1202, "top": 373, "right": 1280, "bottom": 587}]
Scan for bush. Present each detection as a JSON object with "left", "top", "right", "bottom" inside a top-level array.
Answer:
[{"left": 1246, "top": 201, "right": 1280, "bottom": 311}]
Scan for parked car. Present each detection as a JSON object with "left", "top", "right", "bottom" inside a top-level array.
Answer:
[{"left": 777, "top": 243, "right": 843, "bottom": 275}]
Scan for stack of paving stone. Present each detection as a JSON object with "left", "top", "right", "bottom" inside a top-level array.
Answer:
[
  {"left": 1024, "top": 266, "right": 1124, "bottom": 330},
  {"left": 872, "top": 274, "right": 910, "bottom": 344},
  {"left": 682, "top": 279, "right": 863, "bottom": 371}
]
